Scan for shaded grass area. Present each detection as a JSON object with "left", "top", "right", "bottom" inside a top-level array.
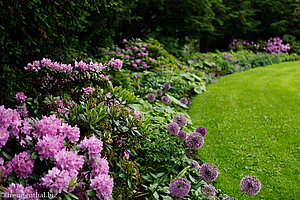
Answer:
[{"left": 188, "top": 61, "right": 300, "bottom": 199}]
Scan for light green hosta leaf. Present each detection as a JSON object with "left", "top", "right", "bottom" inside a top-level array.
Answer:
[{"left": 166, "top": 94, "right": 188, "bottom": 108}]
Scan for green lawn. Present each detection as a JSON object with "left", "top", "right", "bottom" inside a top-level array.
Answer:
[{"left": 188, "top": 61, "right": 300, "bottom": 199}]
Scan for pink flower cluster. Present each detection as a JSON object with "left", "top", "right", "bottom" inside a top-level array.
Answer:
[
  {"left": 84, "top": 86, "right": 95, "bottom": 96},
  {"left": 267, "top": 37, "right": 290, "bottom": 54},
  {"left": 229, "top": 39, "right": 250, "bottom": 49},
  {"left": 15, "top": 92, "right": 27, "bottom": 104},
  {"left": 0, "top": 105, "right": 114, "bottom": 197},
  {"left": 108, "top": 58, "right": 123, "bottom": 70},
  {"left": 11, "top": 152, "right": 34, "bottom": 179}
]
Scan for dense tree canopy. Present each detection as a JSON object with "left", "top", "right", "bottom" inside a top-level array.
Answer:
[{"left": 0, "top": 0, "right": 299, "bottom": 66}]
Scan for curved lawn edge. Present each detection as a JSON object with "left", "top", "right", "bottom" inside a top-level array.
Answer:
[{"left": 188, "top": 61, "right": 300, "bottom": 199}]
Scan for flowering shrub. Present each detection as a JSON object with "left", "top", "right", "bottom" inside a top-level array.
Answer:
[{"left": 0, "top": 106, "right": 114, "bottom": 199}]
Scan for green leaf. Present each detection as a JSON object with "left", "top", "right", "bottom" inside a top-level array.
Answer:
[
  {"left": 29, "top": 173, "right": 39, "bottom": 181},
  {"left": 166, "top": 94, "right": 188, "bottom": 108},
  {"left": 31, "top": 151, "right": 39, "bottom": 160},
  {"left": 2, "top": 151, "right": 12, "bottom": 160},
  {"left": 64, "top": 191, "right": 79, "bottom": 200},
  {"left": 153, "top": 191, "right": 159, "bottom": 200},
  {"left": 87, "top": 189, "right": 96, "bottom": 197}
]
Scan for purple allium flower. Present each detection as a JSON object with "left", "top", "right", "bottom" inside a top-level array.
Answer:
[
  {"left": 202, "top": 184, "right": 216, "bottom": 198},
  {"left": 41, "top": 167, "right": 74, "bottom": 194},
  {"left": 0, "top": 128, "right": 9, "bottom": 148},
  {"left": 11, "top": 152, "right": 34, "bottom": 179},
  {"left": 240, "top": 175, "right": 261, "bottom": 196},
  {"left": 35, "top": 115, "right": 62, "bottom": 137},
  {"left": 190, "top": 160, "right": 200, "bottom": 171},
  {"left": 178, "top": 130, "right": 187, "bottom": 140},
  {"left": 173, "top": 114, "right": 187, "bottom": 127},
  {"left": 17, "top": 105, "right": 28, "bottom": 117},
  {"left": 196, "top": 126, "right": 207, "bottom": 137},
  {"left": 108, "top": 58, "right": 123, "bottom": 70},
  {"left": 180, "top": 97, "right": 188, "bottom": 105},
  {"left": 54, "top": 149, "right": 85, "bottom": 171},
  {"left": 147, "top": 93, "right": 156, "bottom": 102},
  {"left": 79, "top": 135, "right": 103, "bottom": 159},
  {"left": 199, "top": 163, "right": 218, "bottom": 182},
  {"left": 156, "top": 89, "right": 163, "bottom": 96},
  {"left": 161, "top": 96, "right": 171, "bottom": 104},
  {"left": 91, "top": 156, "right": 110, "bottom": 177},
  {"left": 163, "top": 83, "right": 171, "bottom": 90},
  {"left": 15, "top": 92, "right": 27, "bottom": 104},
  {"left": 169, "top": 177, "right": 191, "bottom": 199},
  {"left": 90, "top": 174, "right": 114, "bottom": 199},
  {"left": 139, "top": 83, "right": 143, "bottom": 87},
  {"left": 123, "top": 39, "right": 127, "bottom": 43},
  {"left": 186, "top": 132, "right": 204, "bottom": 150},
  {"left": 59, "top": 123, "right": 80, "bottom": 143},
  {"left": 6, "top": 183, "right": 38, "bottom": 200},
  {"left": 35, "top": 135, "right": 65, "bottom": 160},
  {"left": 167, "top": 123, "right": 179, "bottom": 136}
]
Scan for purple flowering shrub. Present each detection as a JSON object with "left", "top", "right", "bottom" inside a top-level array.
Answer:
[{"left": 0, "top": 106, "right": 115, "bottom": 199}]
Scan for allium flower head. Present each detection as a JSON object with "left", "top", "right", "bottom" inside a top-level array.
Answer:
[
  {"left": 11, "top": 152, "right": 34, "bottom": 178},
  {"left": 161, "top": 96, "right": 171, "bottom": 104},
  {"left": 199, "top": 163, "right": 218, "bottom": 182},
  {"left": 90, "top": 174, "right": 114, "bottom": 199},
  {"left": 173, "top": 114, "right": 187, "bottom": 127},
  {"left": 190, "top": 160, "right": 200, "bottom": 171},
  {"left": 79, "top": 135, "right": 103, "bottom": 159},
  {"left": 186, "top": 132, "right": 204, "bottom": 150},
  {"left": 202, "top": 184, "right": 216, "bottom": 198},
  {"left": 180, "top": 97, "right": 188, "bottom": 105},
  {"left": 178, "top": 130, "right": 187, "bottom": 140},
  {"left": 156, "top": 89, "right": 163, "bottom": 96},
  {"left": 147, "top": 93, "right": 156, "bottom": 102},
  {"left": 240, "top": 175, "right": 261, "bottom": 196},
  {"left": 163, "top": 83, "right": 171, "bottom": 90},
  {"left": 196, "top": 126, "right": 207, "bottom": 137},
  {"left": 169, "top": 177, "right": 191, "bottom": 199},
  {"left": 15, "top": 92, "right": 27, "bottom": 104},
  {"left": 167, "top": 123, "right": 179, "bottom": 136}
]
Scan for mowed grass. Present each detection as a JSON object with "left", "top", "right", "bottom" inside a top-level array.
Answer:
[{"left": 188, "top": 61, "right": 300, "bottom": 199}]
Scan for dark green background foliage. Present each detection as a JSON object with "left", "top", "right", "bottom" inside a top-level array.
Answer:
[{"left": 0, "top": 0, "right": 299, "bottom": 105}]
